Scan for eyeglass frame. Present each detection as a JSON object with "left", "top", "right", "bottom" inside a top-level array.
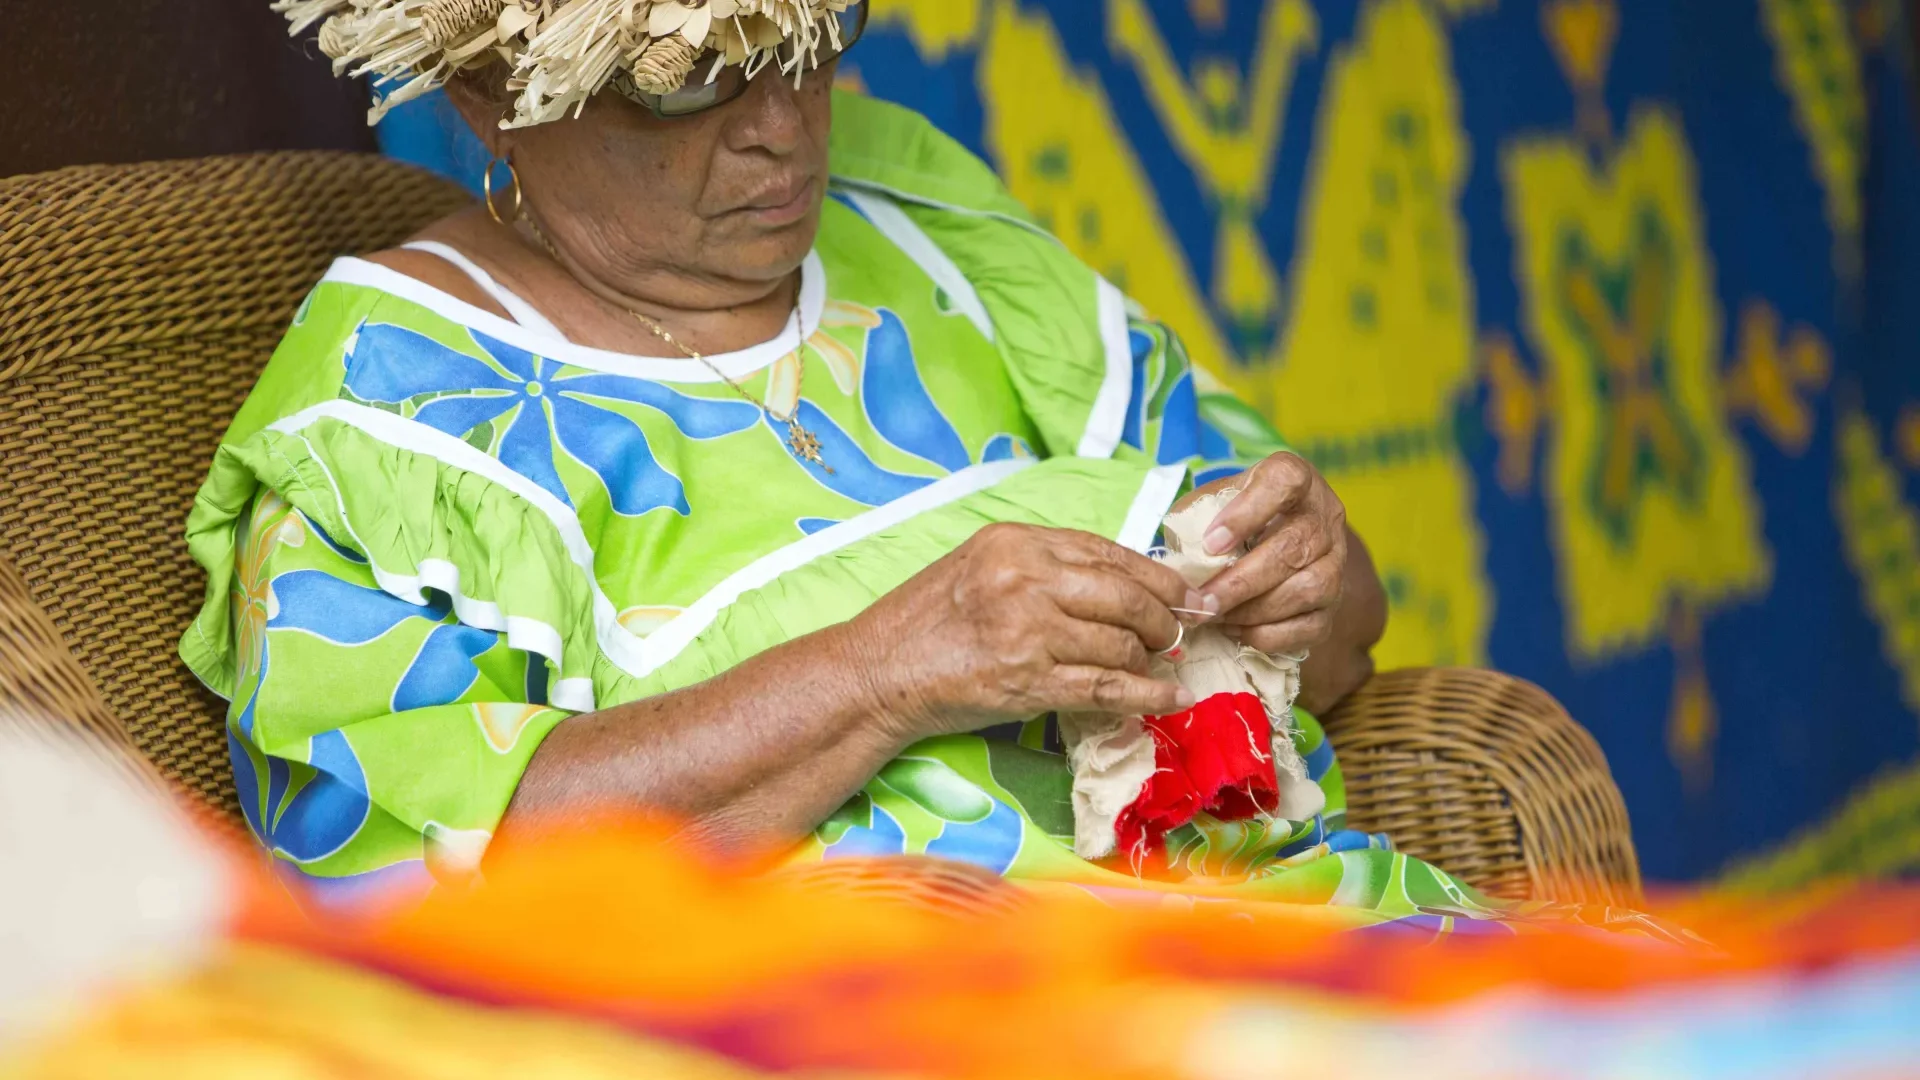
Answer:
[{"left": 607, "top": 4, "right": 869, "bottom": 120}]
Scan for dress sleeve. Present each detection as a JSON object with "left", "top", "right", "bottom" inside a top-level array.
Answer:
[
  {"left": 1111, "top": 304, "right": 1290, "bottom": 486},
  {"left": 226, "top": 488, "right": 570, "bottom": 898}
]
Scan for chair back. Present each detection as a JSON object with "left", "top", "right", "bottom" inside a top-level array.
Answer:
[
  {"left": 1325, "top": 667, "right": 1644, "bottom": 906},
  {"left": 0, "top": 153, "right": 469, "bottom": 816}
]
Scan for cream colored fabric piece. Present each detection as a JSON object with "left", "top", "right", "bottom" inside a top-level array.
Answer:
[
  {"left": 1059, "top": 710, "right": 1158, "bottom": 860},
  {"left": 1168, "top": 631, "right": 1255, "bottom": 701},
  {"left": 1166, "top": 491, "right": 1317, "bottom": 819},
  {"left": 1241, "top": 648, "right": 1323, "bottom": 821},
  {"left": 1158, "top": 491, "right": 1239, "bottom": 581},
  {"left": 1060, "top": 488, "right": 1321, "bottom": 860}
]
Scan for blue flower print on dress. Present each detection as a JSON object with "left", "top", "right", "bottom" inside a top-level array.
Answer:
[
  {"left": 981, "top": 434, "right": 1035, "bottom": 463},
  {"left": 1193, "top": 413, "right": 1245, "bottom": 488},
  {"left": 817, "top": 757, "right": 1025, "bottom": 873},
  {"left": 1121, "top": 327, "right": 1153, "bottom": 452},
  {"left": 229, "top": 705, "right": 373, "bottom": 867},
  {"left": 1303, "top": 734, "right": 1336, "bottom": 783},
  {"left": 1194, "top": 464, "right": 1245, "bottom": 488},
  {"left": 1199, "top": 417, "right": 1235, "bottom": 462},
  {"left": 923, "top": 800, "right": 1023, "bottom": 875},
  {"left": 768, "top": 305, "right": 973, "bottom": 508},
  {"left": 876, "top": 756, "right": 1025, "bottom": 874},
  {"left": 1116, "top": 317, "right": 1208, "bottom": 466},
  {"left": 343, "top": 322, "right": 760, "bottom": 517},
  {"left": 860, "top": 310, "right": 971, "bottom": 474},
  {"left": 268, "top": 569, "right": 498, "bottom": 714},
  {"left": 263, "top": 729, "right": 370, "bottom": 863},
  {"left": 231, "top": 566, "right": 505, "bottom": 864},
  {"left": 1156, "top": 370, "right": 1200, "bottom": 466},
  {"left": 1118, "top": 319, "right": 1208, "bottom": 466},
  {"left": 775, "top": 401, "right": 938, "bottom": 507},
  {"left": 823, "top": 802, "right": 909, "bottom": 858}
]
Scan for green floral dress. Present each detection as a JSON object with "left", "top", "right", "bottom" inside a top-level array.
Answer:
[{"left": 179, "top": 93, "right": 1609, "bottom": 933}]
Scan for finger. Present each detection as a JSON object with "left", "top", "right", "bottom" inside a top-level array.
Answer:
[
  {"left": 1220, "top": 549, "right": 1345, "bottom": 627},
  {"left": 1044, "top": 616, "right": 1155, "bottom": 675},
  {"left": 1201, "top": 511, "right": 1343, "bottom": 617},
  {"left": 1233, "top": 609, "right": 1337, "bottom": 657},
  {"left": 1047, "top": 566, "right": 1181, "bottom": 652},
  {"left": 1048, "top": 665, "right": 1194, "bottom": 716},
  {"left": 1199, "top": 453, "right": 1317, "bottom": 556},
  {"left": 1049, "top": 529, "right": 1201, "bottom": 613}
]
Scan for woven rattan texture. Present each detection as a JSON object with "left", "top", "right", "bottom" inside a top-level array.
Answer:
[
  {"left": 0, "top": 550, "right": 128, "bottom": 749},
  {"left": 1324, "top": 667, "right": 1644, "bottom": 906},
  {"left": 0, "top": 550, "right": 180, "bottom": 797},
  {"left": 0, "top": 153, "right": 469, "bottom": 816}
]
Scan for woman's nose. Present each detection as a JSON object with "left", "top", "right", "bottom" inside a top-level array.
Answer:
[{"left": 724, "top": 68, "right": 806, "bottom": 156}]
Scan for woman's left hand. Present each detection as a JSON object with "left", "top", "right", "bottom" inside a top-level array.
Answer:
[{"left": 1179, "top": 452, "right": 1348, "bottom": 657}]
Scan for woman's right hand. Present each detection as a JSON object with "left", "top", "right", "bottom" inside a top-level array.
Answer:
[{"left": 844, "top": 523, "right": 1200, "bottom": 744}]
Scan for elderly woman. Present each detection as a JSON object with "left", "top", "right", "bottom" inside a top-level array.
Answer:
[{"left": 178, "top": 0, "right": 1527, "bottom": 923}]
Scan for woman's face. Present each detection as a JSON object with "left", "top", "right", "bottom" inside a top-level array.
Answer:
[{"left": 467, "top": 60, "right": 836, "bottom": 296}]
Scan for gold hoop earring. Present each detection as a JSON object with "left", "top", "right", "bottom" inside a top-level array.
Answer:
[{"left": 483, "top": 156, "right": 522, "bottom": 225}]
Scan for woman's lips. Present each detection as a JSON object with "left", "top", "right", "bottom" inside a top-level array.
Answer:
[{"left": 735, "top": 177, "right": 816, "bottom": 225}]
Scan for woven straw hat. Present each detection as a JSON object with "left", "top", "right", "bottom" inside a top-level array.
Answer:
[{"left": 275, "top": 0, "right": 861, "bottom": 129}]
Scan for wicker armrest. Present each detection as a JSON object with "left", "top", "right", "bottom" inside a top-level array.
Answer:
[
  {"left": 0, "top": 556, "right": 125, "bottom": 743},
  {"left": 1322, "top": 667, "right": 1643, "bottom": 907},
  {"left": 0, "top": 554, "right": 165, "bottom": 792}
]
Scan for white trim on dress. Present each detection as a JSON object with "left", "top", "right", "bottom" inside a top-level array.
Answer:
[
  {"left": 1116, "top": 464, "right": 1188, "bottom": 554},
  {"left": 826, "top": 175, "right": 1137, "bottom": 463},
  {"left": 319, "top": 249, "right": 828, "bottom": 383},
  {"left": 399, "top": 241, "right": 569, "bottom": 339},
  {"left": 838, "top": 189, "right": 996, "bottom": 343},
  {"left": 1079, "top": 277, "right": 1135, "bottom": 460},
  {"left": 635, "top": 458, "right": 1035, "bottom": 671},
  {"left": 273, "top": 401, "right": 641, "bottom": 709},
  {"left": 267, "top": 402, "right": 1095, "bottom": 699}
]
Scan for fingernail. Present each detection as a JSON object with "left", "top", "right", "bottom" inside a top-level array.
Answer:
[
  {"left": 1205, "top": 526, "right": 1235, "bottom": 555},
  {"left": 1174, "top": 687, "right": 1196, "bottom": 709},
  {"left": 1184, "top": 589, "right": 1207, "bottom": 614},
  {"left": 1201, "top": 593, "right": 1221, "bottom": 615}
]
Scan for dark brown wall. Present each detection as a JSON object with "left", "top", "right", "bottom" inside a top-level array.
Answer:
[{"left": 4, "top": 0, "right": 375, "bottom": 178}]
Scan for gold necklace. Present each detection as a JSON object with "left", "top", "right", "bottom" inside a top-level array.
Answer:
[
  {"left": 626, "top": 307, "right": 832, "bottom": 474},
  {"left": 521, "top": 217, "right": 832, "bottom": 472}
]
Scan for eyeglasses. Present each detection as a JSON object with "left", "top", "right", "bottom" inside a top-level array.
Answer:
[{"left": 609, "top": 4, "right": 868, "bottom": 119}]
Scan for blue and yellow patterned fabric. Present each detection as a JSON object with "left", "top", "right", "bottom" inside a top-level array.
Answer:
[{"left": 373, "top": 0, "right": 1920, "bottom": 884}]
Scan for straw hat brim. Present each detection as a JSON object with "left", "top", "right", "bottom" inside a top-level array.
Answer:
[{"left": 273, "top": 0, "right": 857, "bottom": 128}]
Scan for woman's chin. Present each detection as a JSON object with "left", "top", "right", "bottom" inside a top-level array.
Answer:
[{"left": 709, "top": 213, "right": 822, "bottom": 281}]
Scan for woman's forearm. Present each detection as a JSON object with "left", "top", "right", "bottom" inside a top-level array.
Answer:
[
  {"left": 500, "top": 621, "right": 904, "bottom": 852},
  {"left": 500, "top": 524, "right": 1385, "bottom": 856},
  {"left": 1296, "top": 526, "right": 1386, "bottom": 716}
]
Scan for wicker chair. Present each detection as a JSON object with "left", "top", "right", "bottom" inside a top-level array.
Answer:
[
  {"left": 0, "top": 545, "right": 165, "bottom": 789},
  {"left": 0, "top": 153, "right": 1643, "bottom": 907}
]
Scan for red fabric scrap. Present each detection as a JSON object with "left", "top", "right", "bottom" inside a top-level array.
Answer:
[{"left": 1112, "top": 692, "right": 1280, "bottom": 863}]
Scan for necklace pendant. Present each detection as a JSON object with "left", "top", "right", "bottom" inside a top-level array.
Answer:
[{"left": 786, "top": 417, "right": 833, "bottom": 474}]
